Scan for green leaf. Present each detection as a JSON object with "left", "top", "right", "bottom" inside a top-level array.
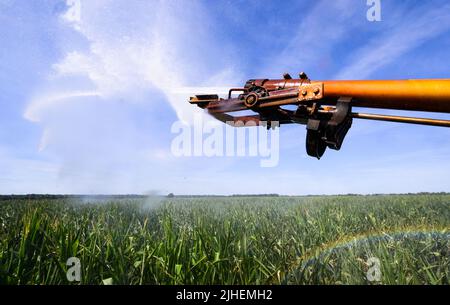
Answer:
[{"left": 175, "top": 264, "right": 182, "bottom": 276}]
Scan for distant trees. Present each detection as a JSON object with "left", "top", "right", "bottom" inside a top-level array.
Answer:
[{"left": 231, "top": 194, "right": 279, "bottom": 197}]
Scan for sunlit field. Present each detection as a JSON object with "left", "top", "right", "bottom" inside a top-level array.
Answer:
[{"left": 0, "top": 194, "right": 449, "bottom": 285}]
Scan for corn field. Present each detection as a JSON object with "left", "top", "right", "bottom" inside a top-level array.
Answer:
[{"left": 0, "top": 194, "right": 449, "bottom": 284}]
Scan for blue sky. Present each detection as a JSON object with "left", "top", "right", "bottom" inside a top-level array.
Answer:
[{"left": 1, "top": 0, "right": 450, "bottom": 195}]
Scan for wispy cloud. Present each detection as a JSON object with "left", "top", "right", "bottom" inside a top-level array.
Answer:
[
  {"left": 336, "top": 3, "right": 450, "bottom": 79},
  {"left": 259, "top": 0, "right": 361, "bottom": 77}
]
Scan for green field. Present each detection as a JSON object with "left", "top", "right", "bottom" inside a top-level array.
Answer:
[{"left": 0, "top": 194, "right": 449, "bottom": 285}]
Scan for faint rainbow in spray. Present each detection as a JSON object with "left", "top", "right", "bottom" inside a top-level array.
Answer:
[{"left": 281, "top": 225, "right": 449, "bottom": 283}]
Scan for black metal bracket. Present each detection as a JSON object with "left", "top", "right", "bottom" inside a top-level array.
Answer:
[{"left": 306, "top": 97, "right": 353, "bottom": 159}]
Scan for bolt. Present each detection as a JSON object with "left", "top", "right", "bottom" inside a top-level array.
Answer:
[
  {"left": 245, "top": 94, "right": 257, "bottom": 107},
  {"left": 313, "top": 87, "right": 320, "bottom": 95},
  {"left": 299, "top": 72, "right": 308, "bottom": 79},
  {"left": 301, "top": 90, "right": 308, "bottom": 96}
]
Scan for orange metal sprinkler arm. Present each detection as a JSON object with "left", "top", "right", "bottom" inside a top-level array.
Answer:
[
  {"left": 188, "top": 75, "right": 450, "bottom": 158},
  {"left": 204, "top": 79, "right": 450, "bottom": 114}
]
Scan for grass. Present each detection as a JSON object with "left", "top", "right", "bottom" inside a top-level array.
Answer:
[{"left": 0, "top": 194, "right": 449, "bottom": 284}]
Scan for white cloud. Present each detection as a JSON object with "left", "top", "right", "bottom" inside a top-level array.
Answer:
[
  {"left": 46, "top": 0, "right": 241, "bottom": 123},
  {"left": 336, "top": 3, "right": 450, "bottom": 79},
  {"left": 22, "top": 1, "right": 243, "bottom": 193}
]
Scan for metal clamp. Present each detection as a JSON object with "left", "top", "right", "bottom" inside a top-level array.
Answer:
[{"left": 298, "top": 83, "right": 324, "bottom": 102}]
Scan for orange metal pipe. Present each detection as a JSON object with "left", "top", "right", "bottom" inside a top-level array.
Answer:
[
  {"left": 320, "top": 79, "right": 450, "bottom": 113},
  {"left": 262, "top": 79, "right": 450, "bottom": 113}
]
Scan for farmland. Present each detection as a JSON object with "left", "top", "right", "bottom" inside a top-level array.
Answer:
[{"left": 0, "top": 194, "right": 449, "bottom": 284}]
